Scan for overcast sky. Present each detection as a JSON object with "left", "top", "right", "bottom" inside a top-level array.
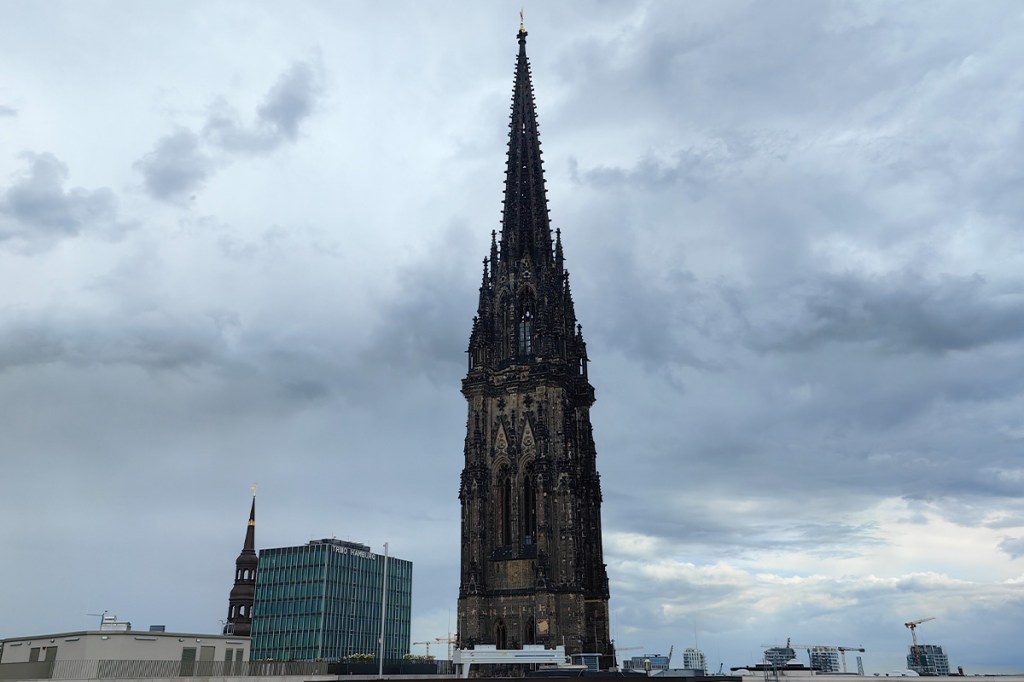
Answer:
[{"left": 1, "top": 0, "right": 1023, "bottom": 674}]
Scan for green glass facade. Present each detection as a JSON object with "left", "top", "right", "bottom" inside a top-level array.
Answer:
[{"left": 250, "top": 539, "right": 412, "bottom": 662}]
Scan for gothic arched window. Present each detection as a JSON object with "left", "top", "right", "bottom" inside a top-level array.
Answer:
[
  {"left": 524, "top": 618, "right": 536, "bottom": 645},
  {"left": 521, "top": 464, "right": 536, "bottom": 545},
  {"left": 518, "top": 310, "right": 533, "bottom": 355},
  {"left": 495, "top": 620, "right": 508, "bottom": 650},
  {"left": 497, "top": 469, "right": 512, "bottom": 546}
]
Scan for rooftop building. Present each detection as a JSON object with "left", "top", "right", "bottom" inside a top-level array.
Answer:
[{"left": 0, "top": 628, "right": 248, "bottom": 680}]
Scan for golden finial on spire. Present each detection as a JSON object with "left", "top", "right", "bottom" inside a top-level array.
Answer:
[
  {"left": 519, "top": 9, "right": 525, "bottom": 33},
  {"left": 251, "top": 484, "right": 257, "bottom": 497}
]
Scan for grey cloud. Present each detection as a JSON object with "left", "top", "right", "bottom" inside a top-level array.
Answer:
[
  {"left": 0, "top": 152, "right": 125, "bottom": 247},
  {"left": 134, "top": 128, "right": 212, "bottom": 202},
  {"left": 203, "top": 61, "right": 322, "bottom": 154},
  {"left": 0, "top": 105, "right": 16, "bottom": 117},
  {"left": 0, "top": 310, "right": 226, "bottom": 373},
  {"left": 998, "top": 537, "right": 1024, "bottom": 559},
  {"left": 256, "top": 61, "right": 322, "bottom": 142},
  {"left": 138, "top": 60, "right": 324, "bottom": 201},
  {"left": 6, "top": 3, "right": 1024, "bottom": 670},
  {"left": 608, "top": 491, "right": 884, "bottom": 559},
  {"left": 360, "top": 222, "right": 479, "bottom": 384},
  {"left": 748, "top": 273, "right": 1024, "bottom": 355}
]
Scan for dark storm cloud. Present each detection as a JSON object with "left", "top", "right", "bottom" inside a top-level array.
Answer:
[
  {"left": 609, "top": 498, "right": 884, "bottom": 558},
  {"left": 360, "top": 222, "right": 480, "bottom": 383},
  {"left": 747, "top": 272, "right": 1024, "bottom": 355},
  {"left": 136, "top": 60, "right": 324, "bottom": 202},
  {"left": 0, "top": 152, "right": 126, "bottom": 247}
]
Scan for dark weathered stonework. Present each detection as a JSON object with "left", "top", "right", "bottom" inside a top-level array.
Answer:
[{"left": 457, "top": 26, "right": 611, "bottom": 664}]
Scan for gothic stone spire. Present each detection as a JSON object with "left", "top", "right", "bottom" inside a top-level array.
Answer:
[
  {"left": 468, "top": 28, "right": 587, "bottom": 374},
  {"left": 458, "top": 25, "right": 612, "bottom": 667},
  {"left": 499, "top": 26, "right": 553, "bottom": 268}
]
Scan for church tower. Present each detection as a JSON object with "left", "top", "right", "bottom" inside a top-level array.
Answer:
[
  {"left": 223, "top": 493, "right": 257, "bottom": 636},
  {"left": 458, "top": 23, "right": 612, "bottom": 663}
]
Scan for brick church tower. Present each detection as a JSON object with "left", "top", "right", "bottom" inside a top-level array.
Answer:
[{"left": 457, "top": 23, "right": 612, "bottom": 664}]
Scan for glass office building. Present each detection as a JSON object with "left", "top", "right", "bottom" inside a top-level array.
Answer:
[{"left": 250, "top": 539, "right": 412, "bottom": 662}]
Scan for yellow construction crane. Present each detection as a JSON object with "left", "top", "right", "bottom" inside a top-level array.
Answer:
[
  {"left": 413, "top": 641, "right": 432, "bottom": 658},
  {"left": 435, "top": 635, "right": 458, "bottom": 661},
  {"left": 904, "top": 617, "right": 936, "bottom": 668}
]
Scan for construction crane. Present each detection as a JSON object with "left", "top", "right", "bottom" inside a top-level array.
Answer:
[
  {"left": 435, "top": 635, "right": 457, "bottom": 661},
  {"left": 837, "top": 646, "right": 865, "bottom": 673},
  {"left": 788, "top": 644, "right": 828, "bottom": 670},
  {"left": 413, "top": 641, "right": 432, "bottom": 658},
  {"left": 614, "top": 645, "right": 644, "bottom": 668},
  {"left": 905, "top": 617, "right": 936, "bottom": 669}
]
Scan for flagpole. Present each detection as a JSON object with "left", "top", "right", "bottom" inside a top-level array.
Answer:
[{"left": 378, "top": 542, "right": 389, "bottom": 678}]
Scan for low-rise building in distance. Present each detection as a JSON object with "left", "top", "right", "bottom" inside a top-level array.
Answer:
[
  {"left": 622, "top": 653, "right": 671, "bottom": 673},
  {"left": 0, "top": 627, "right": 248, "bottom": 680}
]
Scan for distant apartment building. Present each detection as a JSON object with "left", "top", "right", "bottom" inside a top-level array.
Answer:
[
  {"left": 907, "top": 644, "right": 950, "bottom": 676},
  {"left": 681, "top": 647, "right": 707, "bottom": 673},
  {"left": 250, "top": 538, "right": 411, "bottom": 662},
  {"left": 622, "top": 654, "right": 670, "bottom": 673},
  {"left": 808, "top": 646, "right": 840, "bottom": 673},
  {"left": 763, "top": 645, "right": 796, "bottom": 668}
]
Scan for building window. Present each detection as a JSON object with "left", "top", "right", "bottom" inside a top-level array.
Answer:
[
  {"left": 518, "top": 310, "right": 533, "bottom": 354},
  {"left": 498, "top": 473, "right": 512, "bottom": 546},
  {"left": 495, "top": 620, "right": 508, "bottom": 650},
  {"left": 521, "top": 467, "right": 536, "bottom": 544}
]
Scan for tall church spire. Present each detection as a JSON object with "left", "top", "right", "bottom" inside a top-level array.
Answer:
[
  {"left": 499, "top": 25, "right": 554, "bottom": 268},
  {"left": 459, "top": 24, "right": 612, "bottom": 668},
  {"left": 468, "top": 26, "right": 586, "bottom": 372},
  {"left": 224, "top": 490, "right": 258, "bottom": 636}
]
